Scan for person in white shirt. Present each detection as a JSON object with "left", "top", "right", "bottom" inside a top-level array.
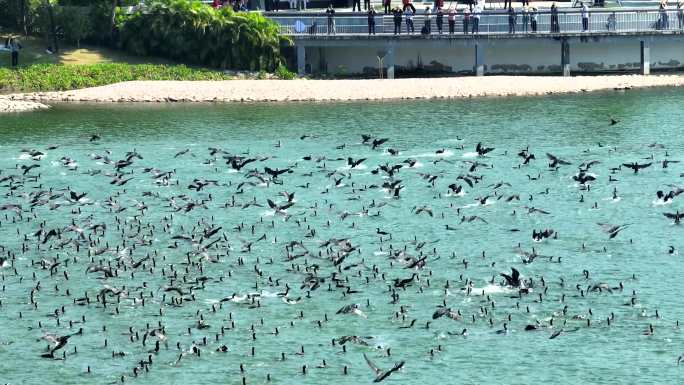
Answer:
[
  {"left": 581, "top": 2, "right": 590, "bottom": 31},
  {"left": 472, "top": 3, "right": 481, "bottom": 34}
]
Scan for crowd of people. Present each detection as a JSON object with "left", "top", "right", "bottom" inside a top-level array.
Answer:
[
  {"left": 314, "top": 0, "right": 684, "bottom": 35},
  {"left": 211, "top": 0, "right": 249, "bottom": 11}
]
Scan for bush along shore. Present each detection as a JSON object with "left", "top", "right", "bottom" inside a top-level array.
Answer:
[
  {"left": 0, "top": 63, "right": 295, "bottom": 93},
  {"left": 118, "top": 0, "right": 290, "bottom": 71}
]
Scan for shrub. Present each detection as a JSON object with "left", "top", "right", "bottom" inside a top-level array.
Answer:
[
  {"left": 275, "top": 63, "right": 296, "bottom": 80},
  {"left": 0, "top": 63, "right": 233, "bottom": 92},
  {"left": 118, "top": 0, "right": 291, "bottom": 71}
]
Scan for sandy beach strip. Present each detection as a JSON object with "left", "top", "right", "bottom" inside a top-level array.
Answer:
[
  {"left": 0, "top": 98, "right": 49, "bottom": 113},
  {"left": 5, "top": 74, "right": 684, "bottom": 104}
]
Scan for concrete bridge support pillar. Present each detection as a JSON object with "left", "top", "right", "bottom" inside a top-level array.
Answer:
[
  {"left": 640, "top": 40, "right": 650, "bottom": 75},
  {"left": 561, "top": 38, "right": 570, "bottom": 77},
  {"left": 474, "top": 42, "right": 485, "bottom": 76},
  {"left": 386, "top": 45, "right": 395, "bottom": 79},
  {"left": 297, "top": 45, "right": 306, "bottom": 76}
]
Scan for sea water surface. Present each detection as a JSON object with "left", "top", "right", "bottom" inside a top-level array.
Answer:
[{"left": 1, "top": 89, "right": 683, "bottom": 385}]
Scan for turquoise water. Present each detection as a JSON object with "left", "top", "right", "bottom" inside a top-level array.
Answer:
[{"left": 1, "top": 89, "right": 683, "bottom": 385}]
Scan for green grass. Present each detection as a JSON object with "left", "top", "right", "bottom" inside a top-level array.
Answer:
[
  {"left": 0, "top": 33, "right": 296, "bottom": 93},
  {"left": 0, "top": 34, "right": 174, "bottom": 67},
  {"left": 0, "top": 63, "right": 237, "bottom": 92}
]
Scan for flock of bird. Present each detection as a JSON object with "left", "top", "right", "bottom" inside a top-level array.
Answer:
[{"left": 0, "top": 126, "right": 683, "bottom": 384}]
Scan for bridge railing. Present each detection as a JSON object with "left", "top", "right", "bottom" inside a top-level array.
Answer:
[{"left": 268, "top": 9, "right": 684, "bottom": 35}]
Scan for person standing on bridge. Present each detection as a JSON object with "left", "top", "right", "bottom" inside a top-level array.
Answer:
[
  {"left": 368, "top": 8, "right": 377, "bottom": 35},
  {"left": 326, "top": 5, "right": 336, "bottom": 35},
  {"left": 521, "top": 5, "right": 529, "bottom": 32},
  {"left": 581, "top": 2, "right": 590, "bottom": 31},
  {"left": 384, "top": 0, "right": 392, "bottom": 14},
  {"left": 405, "top": 7, "right": 416, "bottom": 33},
  {"left": 508, "top": 6, "right": 517, "bottom": 33},
  {"left": 436, "top": 7, "right": 444, "bottom": 34},
  {"left": 678, "top": 0, "right": 684, "bottom": 29},
  {"left": 353, "top": 0, "right": 361, "bottom": 13},
  {"left": 463, "top": 7, "right": 471, "bottom": 34},
  {"left": 659, "top": 0, "right": 669, "bottom": 29},
  {"left": 530, "top": 7, "right": 538, "bottom": 32},
  {"left": 393, "top": 7, "right": 404, "bottom": 34},
  {"left": 472, "top": 3, "right": 481, "bottom": 34},
  {"left": 364, "top": 0, "right": 371, "bottom": 11},
  {"left": 448, "top": 7, "right": 456, "bottom": 34},
  {"left": 424, "top": 7, "right": 433, "bottom": 34},
  {"left": 550, "top": 3, "right": 559, "bottom": 33}
]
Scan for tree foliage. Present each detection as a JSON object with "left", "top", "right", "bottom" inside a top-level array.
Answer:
[{"left": 118, "top": 0, "right": 289, "bottom": 71}]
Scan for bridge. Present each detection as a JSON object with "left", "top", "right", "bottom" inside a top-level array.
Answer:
[{"left": 265, "top": 9, "right": 684, "bottom": 77}]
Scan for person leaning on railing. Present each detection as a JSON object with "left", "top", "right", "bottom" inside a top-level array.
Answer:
[
  {"left": 530, "top": 7, "right": 538, "bottom": 32},
  {"left": 436, "top": 7, "right": 444, "bottom": 34},
  {"left": 448, "top": 7, "right": 456, "bottom": 34}
]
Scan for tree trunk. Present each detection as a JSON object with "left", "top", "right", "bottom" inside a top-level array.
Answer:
[
  {"left": 20, "top": 0, "right": 27, "bottom": 35},
  {"left": 44, "top": 0, "right": 59, "bottom": 53},
  {"left": 110, "top": 0, "right": 118, "bottom": 43}
]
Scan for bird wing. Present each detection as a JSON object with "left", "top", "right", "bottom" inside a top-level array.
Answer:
[
  {"left": 364, "top": 353, "right": 383, "bottom": 375},
  {"left": 390, "top": 361, "right": 405, "bottom": 373},
  {"left": 597, "top": 223, "right": 615, "bottom": 233},
  {"left": 511, "top": 268, "right": 520, "bottom": 283}
]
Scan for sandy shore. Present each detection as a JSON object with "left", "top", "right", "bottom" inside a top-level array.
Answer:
[
  {"left": 0, "top": 98, "right": 49, "bottom": 113},
  {"left": 5, "top": 75, "right": 684, "bottom": 104}
]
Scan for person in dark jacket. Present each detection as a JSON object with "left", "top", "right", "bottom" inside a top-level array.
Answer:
[
  {"left": 393, "top": 7, "right": 404, "bottom": 34},
  {"left": 436, "top": 7, "right": 444, "bottom": 34},
  {"left": 368, "top": 8, "right": 377, "bottom": 35},
  {"left": 550, "top": 3, "right": 560, "bottom": 32},
  {"left": 508, "top": 6, "right": 517, "bottom": 33},
  {"left": 384, "top": 0, "right": 391, "bottom": 14},
  {"left": 9, "top": 38, "right": 22, "bottom": 68}
]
